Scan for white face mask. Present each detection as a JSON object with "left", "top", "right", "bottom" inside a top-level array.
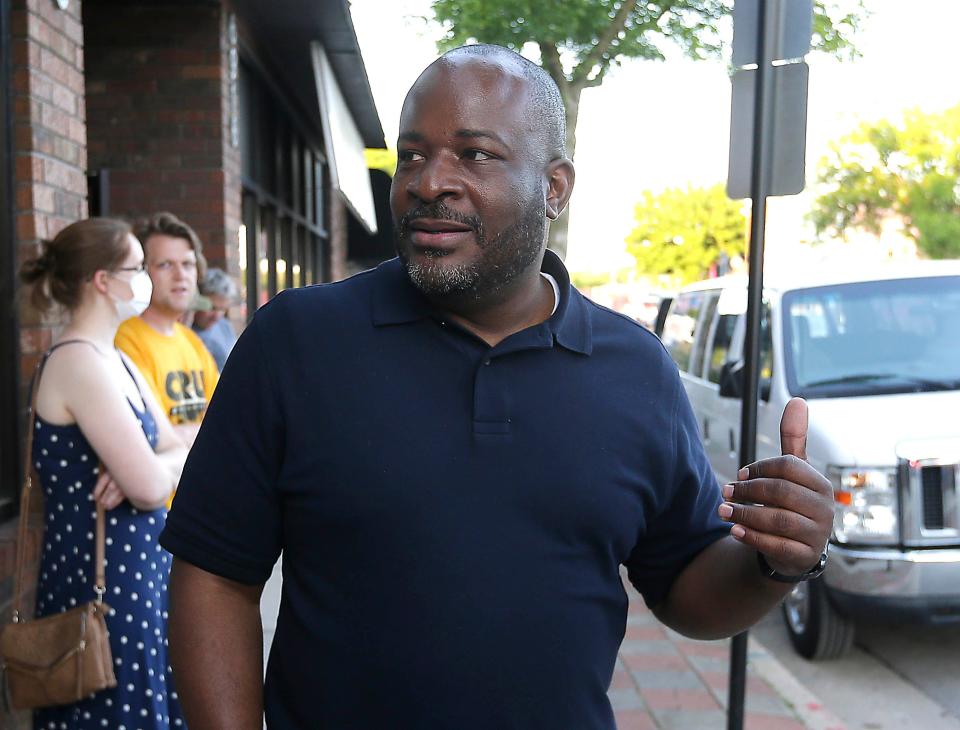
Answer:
[{"left": 111, "top": 271, "right": 153, "bottom": 321}]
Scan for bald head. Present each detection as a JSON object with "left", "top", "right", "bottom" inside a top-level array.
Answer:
[{"left": 409, "top": 44, "right": 567, "bottom": 162}]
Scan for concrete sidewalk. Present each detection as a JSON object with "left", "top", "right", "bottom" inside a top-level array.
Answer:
[{"left": 260, "top": 560, "right": 846, "bottom": 729}]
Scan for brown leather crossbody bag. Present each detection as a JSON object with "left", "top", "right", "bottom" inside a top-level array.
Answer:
[{"left": 0, "top": 346, "right": 117, "bottom": 710}]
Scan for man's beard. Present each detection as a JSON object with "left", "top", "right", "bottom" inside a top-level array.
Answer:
[{"left": 394, "top": 197, "right": 546, "bottom": 300}]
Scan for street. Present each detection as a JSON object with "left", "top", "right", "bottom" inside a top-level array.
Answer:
[{"left": 753, "top": 608, "right": 960, "bottom": 730}]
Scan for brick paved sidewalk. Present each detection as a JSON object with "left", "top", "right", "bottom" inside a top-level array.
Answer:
[{"left": 610, "top": 583, "right": 847, "bottom": 730}]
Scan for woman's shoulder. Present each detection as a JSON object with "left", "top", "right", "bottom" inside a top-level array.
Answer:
[
  {"left": 43, "top": 340, "right": 113, "bottom": 389},
  {"left": 42, "top": 338, "right": 101, "bottom": 373},
  {"left": 35, "top": 340, "right": 109, "bottom": 419},
  {"left": 46, "top": 337, "right": 104, "bottom": 363}
]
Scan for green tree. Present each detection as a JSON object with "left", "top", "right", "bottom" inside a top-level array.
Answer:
[
  {"left": 625, "top": 183, "right": 746, "bottom": 285},
  {"left": 571, "top": 271, "right": 611, "bottom": 289},
  {"left": 811, "top": 104, "right": 960, "bottom": 259},
  {"left": 430, "top": 0, "right": 865, "bottom": 257}
]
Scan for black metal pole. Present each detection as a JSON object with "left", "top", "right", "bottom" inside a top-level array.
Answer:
[
  {"left": 727, "top": 0, "right": 776, "bottom": 728},
  {"left": 0, "top": 0, "right": 23, "bottom": 524}
]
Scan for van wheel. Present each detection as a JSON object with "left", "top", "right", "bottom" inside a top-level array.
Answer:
[{"left": 782, "top": 577, "right": 854, "bottom": 660}]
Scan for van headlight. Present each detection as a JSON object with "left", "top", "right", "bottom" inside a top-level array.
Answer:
[{"left": 828, "top": 467, "right": 898, "bottom": 545}]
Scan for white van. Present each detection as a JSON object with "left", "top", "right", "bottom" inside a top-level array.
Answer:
[{"left": 660, "top": 261, "right": 960, "bottom": 659}]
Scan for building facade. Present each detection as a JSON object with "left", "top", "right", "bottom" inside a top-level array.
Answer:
[{"left": 0, "top": 2, "right": 387, "bottom": 724}]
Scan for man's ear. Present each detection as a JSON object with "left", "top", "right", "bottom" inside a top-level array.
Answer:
[{"left": 544, "top": 158, "right": 575, "bottom": 221}]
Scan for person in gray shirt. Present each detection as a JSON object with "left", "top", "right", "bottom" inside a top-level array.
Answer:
[{"left": 192, "top": 267, "right": 238, "bottom": 371}]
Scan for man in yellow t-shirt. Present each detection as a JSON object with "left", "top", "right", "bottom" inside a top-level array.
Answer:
[{"left": 116, "top": 212, "right": 219, "bottom": 448}]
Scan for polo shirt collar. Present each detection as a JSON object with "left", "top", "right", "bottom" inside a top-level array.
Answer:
[
  {"left": 542, "top": 249, "right": 592, "bottom": 356},
  {"left": 371, "top": 251, "right": 593, "bottom": 356},
  {"left": 370, "top": 258, "right": 432, "bottom": 326}
]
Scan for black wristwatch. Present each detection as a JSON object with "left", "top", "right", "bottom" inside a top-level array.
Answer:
[{"left": 757, "top": 547, "right": 828, "bottom": 583}]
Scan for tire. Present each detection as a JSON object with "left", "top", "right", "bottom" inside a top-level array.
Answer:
[{"left": 782, "top": 577, "right": 855, "bottom": 660}]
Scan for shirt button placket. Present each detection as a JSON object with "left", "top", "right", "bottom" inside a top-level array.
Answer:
[{"left": 473, "top": 355, "right": 510, "bottom": 437}]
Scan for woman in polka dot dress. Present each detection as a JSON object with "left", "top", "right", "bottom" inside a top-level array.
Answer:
[{"left": 19, "top": 219, "right": 190, "bottom": 729}]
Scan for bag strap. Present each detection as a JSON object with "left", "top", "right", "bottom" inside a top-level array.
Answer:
[
  {"left": 94, "top": 496, "right": 106, "bottom": 602},
  {"left": 12, "top": 340, "right": 107, "bottom": 622}
]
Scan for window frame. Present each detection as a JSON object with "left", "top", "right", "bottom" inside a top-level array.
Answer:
[
  {"left": 237, "top": 55, "right": 329, "bottom": 315},
  {"left": 663, "top": 291, "right": 706, "bottom": 373},
  {"left": 706, "top": 310, "right": 739, "bottom": 386},
  {"left": 688, "top": 291, "right": 720, "bottom": 380},
  {"left": 724, "top": 296, "right": 775, "bottom": 401}
]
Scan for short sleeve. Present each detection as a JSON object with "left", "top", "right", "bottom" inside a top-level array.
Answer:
[
  {"left": 625, "top": 373, "right": 728, "bottom": 608},
  {"left": 160, "top": 313, "right": 284, "bottom": 584}
]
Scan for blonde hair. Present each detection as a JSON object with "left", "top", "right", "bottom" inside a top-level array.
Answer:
[{"left": 134, "top": 211, "right": 207, "bottom": 279}]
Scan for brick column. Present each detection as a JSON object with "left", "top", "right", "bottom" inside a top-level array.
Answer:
[
  {"left": 11, "top": 0, "right": 87, "bottom": 376},
  {"left": 84, "top": 0, "right": 242, "bottom": 276},
  {"left": 3, "top": 2, "right": 87, "bottom": 727}
]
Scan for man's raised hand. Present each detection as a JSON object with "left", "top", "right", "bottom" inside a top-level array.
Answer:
[{"left": 717, "top": 397, "right": 833, "bottom": 576}]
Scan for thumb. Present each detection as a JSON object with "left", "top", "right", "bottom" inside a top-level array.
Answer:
[{"left": 780, "top": 397, "right": 809, "bottom": 461}]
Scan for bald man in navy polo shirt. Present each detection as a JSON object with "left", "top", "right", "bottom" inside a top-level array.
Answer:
[{"left": 162, "top": 45, "right": 834, "bottom": 730}]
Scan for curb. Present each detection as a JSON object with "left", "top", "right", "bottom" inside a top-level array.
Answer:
[{"left": 748, "top": 634, "right": 848, "bottom": 730}]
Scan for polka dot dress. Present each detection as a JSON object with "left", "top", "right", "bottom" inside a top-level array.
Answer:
[{"left": 32, "top": 398, "right": 186, "bottom": 730}]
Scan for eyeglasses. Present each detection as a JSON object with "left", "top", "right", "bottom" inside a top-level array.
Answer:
[
  {"left": 113, "top": 263, "right": 146, "bottom": 274},
  {"left": 152, "top": 260, "right": 198, "bottom": 273}
]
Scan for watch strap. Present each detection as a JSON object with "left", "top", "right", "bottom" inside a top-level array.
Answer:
[{"left": 757, "top": 549, "right": 827, "bottom": 583}]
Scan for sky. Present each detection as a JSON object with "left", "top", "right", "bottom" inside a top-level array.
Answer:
[{"left": 348, "top": 1, "right": 960, "bottom": 275}]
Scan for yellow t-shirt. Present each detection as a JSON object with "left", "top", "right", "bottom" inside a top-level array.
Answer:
[{"left": 115, "top": 317, "right": 219, "bottom": 426}]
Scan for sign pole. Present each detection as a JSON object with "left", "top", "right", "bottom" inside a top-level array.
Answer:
[{"left": 728, "top": 0, "right": 777, "bottom": 726}]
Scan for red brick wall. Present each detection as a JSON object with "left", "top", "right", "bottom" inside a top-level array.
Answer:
[
  {"left": 4, "top": 1, "right": 88, "bottom": 725},
  {"left": 83, "top": 0, "right": 242, "bottom": 276}
]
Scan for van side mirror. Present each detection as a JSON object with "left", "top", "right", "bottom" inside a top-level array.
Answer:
[
  {"left": 720, "top": 362, "right": 773, "bottom": 401},
  {"left": 719, "top": 361, "right": 744, "bottom": 399}
]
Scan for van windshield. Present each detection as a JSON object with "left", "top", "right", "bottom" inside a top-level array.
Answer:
[{"left": 783, "top": 275, "right": 960, "bottom": 398}]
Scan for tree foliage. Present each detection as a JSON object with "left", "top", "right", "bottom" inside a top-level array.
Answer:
[
  {"left": 625, "top": 183, "right": 746, "bottom": 285},
  {"left": 571, "top": 271, "right": 611, "bottom": 289},
  {"left": 811, "top": 104, "right": 960, "bottom": 259},
  {"left": 429, "top": 0, "right": 865, "bottom": 256},
  {"left": 430, "top": 1, "right": 865, "bottom": 146}
]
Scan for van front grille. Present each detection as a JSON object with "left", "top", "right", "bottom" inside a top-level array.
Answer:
[
  {"left": 922, "top": 466, "right": 945, "bottom": 530},
  {"left": 899, "top": 441, "right": 960, "bottom": 546}
]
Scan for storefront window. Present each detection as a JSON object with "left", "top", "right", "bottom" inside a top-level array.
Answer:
[{"left": 238, "top": 58, "right": 328, "bottom": 317}]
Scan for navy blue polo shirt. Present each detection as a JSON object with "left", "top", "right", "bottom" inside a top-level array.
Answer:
[{"left": 160, "top": 251, "right": 726, "bottom": 729}]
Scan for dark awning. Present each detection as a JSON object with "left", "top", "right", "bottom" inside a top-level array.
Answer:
[{"left": 232, "top": 0, "right": 386, "bottom": 149}]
